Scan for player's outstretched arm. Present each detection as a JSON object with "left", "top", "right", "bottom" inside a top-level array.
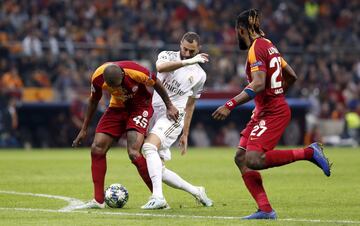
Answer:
[
  {"left": 212, "top": 71, "right": 266, "bottom": 121},
  {"left": 153, "top": 78, "right": 179, "bottom": 121},
  {"left": 156, "top": 53, "right": 209, "bottom": 73},
  {"left": 282, "top": 64, "right": 297, "bottom": 92},
  {"left": 72, "top": 97, "right": 99, "bottom": 147},
  {"left": 179, "top": 97, "right": 196, "bottom": 155}
]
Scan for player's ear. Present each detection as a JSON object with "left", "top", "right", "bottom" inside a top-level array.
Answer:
[
  {"left": 197, "top": 45, "right": 201, "bottom": 53},
  {"left": 239, "top": 27, "right": 245, "bottom": 35}
]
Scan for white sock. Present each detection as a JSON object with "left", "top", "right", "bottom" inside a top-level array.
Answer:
[
  {"left": 162, "top": 167, "right": 199, "bottom": 196},
  {"left": 142, "top": 143, "right": 163, "bottom": 198}
]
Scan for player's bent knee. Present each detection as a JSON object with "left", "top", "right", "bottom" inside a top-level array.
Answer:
[
  {"left": 91, "top": 141, "right": 107, "bottom": 155},
  {"left": 234, "top": 148, "right": 246, "bottom": 167},
  {"left": 127, "top": 139, "right": 142, "bottom": 152},
  {"left": 127, "top": 149, "right": 141, "bottom": 161},
  {"left": 245, "top": 151, "right": 264, "bottom": 170},
  {"left": 141, "top": 142, "right": 158, "bottom": 158}
]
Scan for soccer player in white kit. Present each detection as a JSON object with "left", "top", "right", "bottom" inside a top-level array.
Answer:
[{"left": 141, "top": 32, "right": 213, "bottom": 209}]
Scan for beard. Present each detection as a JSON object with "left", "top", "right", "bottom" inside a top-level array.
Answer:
[
  {"left": 180, "top": 53, "right": 192, "bottom": 60},
  {"left": 238, "top": 37, "right": 248, "bottom": 50},
  {"left": 237, "top": 34, "right": 248, "bottom": 50}
]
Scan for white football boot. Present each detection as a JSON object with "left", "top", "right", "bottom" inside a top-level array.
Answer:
[
  {"left": 194, "top": 187, "right": 213, "bottom": 207},
  {"left": 71, "top": 199, "right": 105, "bottom": 210},
  {"left": 141, "top": 196, "right": 169, "bottom": 210}
]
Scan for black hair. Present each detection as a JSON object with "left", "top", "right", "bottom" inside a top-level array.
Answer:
[
  {"left": 236, "top": 9, "right": 265, "bottom": 37},
  {"left": 181, "top": 32, "right": 201, "bottom": 45}
]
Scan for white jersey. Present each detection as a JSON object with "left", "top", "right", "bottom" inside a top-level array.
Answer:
[{"left": 152, "top": 51, "right": 207, "bottom": 109}]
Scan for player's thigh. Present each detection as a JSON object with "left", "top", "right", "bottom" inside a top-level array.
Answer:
[
  {"left": 150, "top": 109, "right": 185, "bottom": 150},
  {"left": 96, "top": 107, "right": 128, "bottom": 139},
  {"left": 126, "top": 130, "right": 145, "bottom": 154},
  {"left": 247, "top": 115, "right": 290, "bottom": 152}
]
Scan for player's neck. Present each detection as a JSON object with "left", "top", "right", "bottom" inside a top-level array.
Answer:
[
  {"left": 248, "top": 34, "right": 262, "bottom": 48},
  {"left": 250, "top": 34, "right": 262, "bottom": 42}
]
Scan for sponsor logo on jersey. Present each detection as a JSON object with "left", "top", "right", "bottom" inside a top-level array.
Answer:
[
  {"left": 109, "top": 87, "right": 134, "bottom": 101},
  {"left": 250, "top": 61, "right": 263, "bottom": 67},
  {"left": 163, "top": 79, "right": 186, "bottom": 96}
]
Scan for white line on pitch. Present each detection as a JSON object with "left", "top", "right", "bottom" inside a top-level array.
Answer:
[
  {"left": 0, "top": 207, "right": 359, "bottom": 225},
  {"left": 0, "top": 190, "right": 84, "bottom": 211}
]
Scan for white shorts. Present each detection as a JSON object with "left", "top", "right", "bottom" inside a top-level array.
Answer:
[{"left": 149, "top": 106, "right": 185, "bottom": 161}]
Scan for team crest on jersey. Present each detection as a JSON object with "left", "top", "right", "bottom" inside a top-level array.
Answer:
[
  {"left": 142, "top": 110, "right": 148, "bottom": 117},
  {"left": 188, "top": 75, "right": 194, "bottom": 84},
  {"left": 259, "top": 120, "right": 266, "bottom": 126},
  {"left": 132, "top": 86, "right": 138, "bottom": 92}
]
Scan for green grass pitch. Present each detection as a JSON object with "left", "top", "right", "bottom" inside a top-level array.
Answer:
[{"left": 0, "top": 147, "right": 359, "bottom": 226}]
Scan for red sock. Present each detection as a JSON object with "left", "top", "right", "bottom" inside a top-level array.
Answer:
[
  {"left": 132, "top": 155, "right": 153, "bottom": 192},
  {"left": 264, "top": 148, "right": 313, "bottom": 168},
  {"left": 91, "top": 152, "right": 107, "bottom": 203},
  {"left": 242, "top": 171, "right": 272, "bottom": 212}
]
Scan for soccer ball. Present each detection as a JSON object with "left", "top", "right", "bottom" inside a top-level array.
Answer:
[{"left": 104, "top": 183, "right": 129, "bottom": 208}]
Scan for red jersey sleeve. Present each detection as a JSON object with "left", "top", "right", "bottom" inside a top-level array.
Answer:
[
  {"left": 248, "top": 39, "right": 268, "bottom": 73},
  {"left": 90, "top": 64, "right": 107, "bottom": 100}
]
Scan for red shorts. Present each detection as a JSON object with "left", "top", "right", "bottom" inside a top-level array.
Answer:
[
  {"left": 238, "top": 111, "right": 291, "bottom": 152},
  {"left": 96, "top": 105, "right": 154, "bottom": 139}
]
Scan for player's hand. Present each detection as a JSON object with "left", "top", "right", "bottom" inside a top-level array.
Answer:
[
  {"left": 178, "top": 134, "right": 188, "bottom": 155},
  {"left": 72, "top": 129, "right": 87, "bottom": 147},
  {"left": 166, "top": 104, "right": 179, "bottom": 121},
  {"left": 182, "top": 53, "right": 209, "bottom": 65},
  {"left": 212, "top": 105, "right": 231, "bottom": 121}
]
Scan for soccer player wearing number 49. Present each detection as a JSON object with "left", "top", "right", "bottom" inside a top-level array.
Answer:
[
  {"left": 212, "top": 9, "right": 331, "bottom": 220},
  {"left": 141, "top": 32, "right": 213, "bottom": 210}
]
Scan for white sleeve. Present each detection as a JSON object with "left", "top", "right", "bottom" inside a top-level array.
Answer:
[
  {"left": 156, "top": 51, "right": 172, "bottom": 65},
  {"left": 192, "top": 74, "right": 206, "bottom": 99}
]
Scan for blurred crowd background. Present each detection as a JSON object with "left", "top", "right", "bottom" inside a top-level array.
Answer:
[{"left": 0, "top": 0, "right": 359, "bottom": 148}]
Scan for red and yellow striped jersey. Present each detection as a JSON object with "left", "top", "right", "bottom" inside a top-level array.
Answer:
[
  {"left": 91, "top": 61, "right": 156, "bottom": 108},
  {"left": 245, "top": 38, "right": 289, "bottom": 117}
]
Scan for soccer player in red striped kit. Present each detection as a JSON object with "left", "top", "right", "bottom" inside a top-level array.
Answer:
[
  {"left": 212, "top": 9, "right": 331, "bottom": 220},
  {"left": 72, "top": 61, "right": 178, "bottom": 209}
]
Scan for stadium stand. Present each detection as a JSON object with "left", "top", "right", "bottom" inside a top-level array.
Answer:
[{"left": 0, "top": 0, "right": 358, "bottom": 147}]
